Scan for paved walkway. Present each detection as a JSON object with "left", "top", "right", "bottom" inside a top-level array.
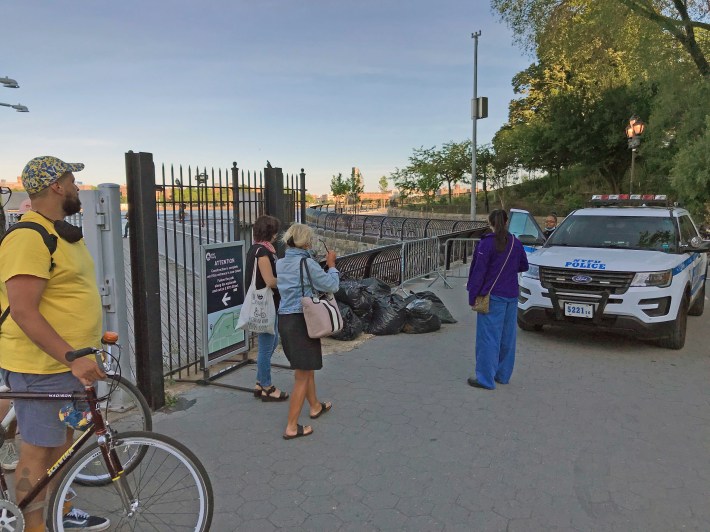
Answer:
[{"left": 152, "top": 276, "right": 710, "bottom": 531}]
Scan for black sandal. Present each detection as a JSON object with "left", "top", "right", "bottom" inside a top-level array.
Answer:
[
  {"left": 283, "top": 424, "right": 313, "bottom": 440},
  {"left": 261, "top": 385, "right": 289, "bottom": 402},
  {"left": 310, "top": 401, "right": 332, "bottom": 419},
  {"left": 253, "top": 384, "right": 262, "bottom": 399}
]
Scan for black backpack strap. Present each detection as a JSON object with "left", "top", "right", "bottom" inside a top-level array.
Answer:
[
  {"left": 1, "top": 221, "right": 57, "bottom": 272},
  {"left": 0, "top": 221, "right": 58, "bottom": 332}
]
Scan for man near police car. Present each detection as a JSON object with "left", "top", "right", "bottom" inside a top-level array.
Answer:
[{"left": 0, "top": 157, "right": 108, "bottom": 531}]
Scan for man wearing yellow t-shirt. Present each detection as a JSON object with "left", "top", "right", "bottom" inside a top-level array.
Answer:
[{"left": 0, "top": 156, "right": 108, "bottom": 531}]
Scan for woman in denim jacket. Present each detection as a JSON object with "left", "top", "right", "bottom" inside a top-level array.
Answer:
[{"left": 277, "top": 224, "right": 340, "bottom": 439}]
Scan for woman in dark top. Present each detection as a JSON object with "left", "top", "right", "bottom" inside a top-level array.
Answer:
[
  {"left": 466, "top": 209, "right": 529, "bottom": 390},
  {"left": 245, "top": 215, "right": 289, "bottom": 402}
]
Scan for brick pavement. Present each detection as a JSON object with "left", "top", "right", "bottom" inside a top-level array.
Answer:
[{"left": 152, "top": 277, "right": 710, "bottom": 531}]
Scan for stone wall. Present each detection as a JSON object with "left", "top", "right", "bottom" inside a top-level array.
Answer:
[
  {"left": 387, "top": 207, "right": 484, "bottom": 221},
  {"left": 313, "top": 227, "right": 399, "bottom": 256}
]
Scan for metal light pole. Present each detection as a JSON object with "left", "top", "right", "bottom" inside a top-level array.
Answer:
[
  {"left": 625, "top": 115, "right": 645, "bottom": 195},
  {"left": 470, "top": 31, "right": 481, "bottom": 221},
  {"left": 196, "top": 172, "right": 208, "bottom": 228}
]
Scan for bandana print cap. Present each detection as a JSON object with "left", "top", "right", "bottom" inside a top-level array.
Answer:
[{"left": 21, "top": 156, "right": 84, "bottom": 194}]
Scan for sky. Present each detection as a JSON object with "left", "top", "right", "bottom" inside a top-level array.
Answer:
[{"left": 1, "top": 1, "right": 530, "bottom": 196}]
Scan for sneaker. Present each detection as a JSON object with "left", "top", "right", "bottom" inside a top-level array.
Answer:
[
  {"left": 63, "top": 507, "right": 110, "bottom": 531},
  {"left": 0, "top": 440, "right": 19, "bottom": 471}
]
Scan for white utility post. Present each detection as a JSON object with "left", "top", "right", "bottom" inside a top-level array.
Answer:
[{"left": 81, "top": 185, "right": 133, "bottom": 406}]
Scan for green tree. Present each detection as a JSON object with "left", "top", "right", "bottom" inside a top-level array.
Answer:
[
  {"left": 671, "top": 115, "right": 710, "bottom": 215},
  {"left": 477, "top": 144, "right": 497, "bottom": 213},
  {"left": 408, "top": 146, "right": 444, "bottom": 205},
  {"left": 390, "top": 167, "right": 417, "bottom": 202},
  {"left": 438, "top": 140, "right": 472, "bottom": 204},
  {"left": 345, "top": 169, "right": 365, "bottom": 205},
  {"left": 378, "top": 175, "right": 389, "bottom": 193},
  {"left": 492, "top": 0, "right": 710, "bottom": 78},
  {"left": 330, "top": 172, "right": 348, "bottom": 207}
]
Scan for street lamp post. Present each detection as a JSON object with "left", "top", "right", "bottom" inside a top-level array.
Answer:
[
  {"left": 625, "top": 115, "right": 645, "bottom": 194},
  {"left": 196, "top": 172, "right": 208, "bottom": 228}
]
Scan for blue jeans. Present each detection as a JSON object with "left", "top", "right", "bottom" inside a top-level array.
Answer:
[
  {"left": 256, "top": 317, "right": 279, "bottom": 387},
  {"left": 474, "top": 295, "right": 518, "bottom": 389}
]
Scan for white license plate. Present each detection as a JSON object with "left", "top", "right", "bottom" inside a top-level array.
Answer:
[{"left": 564, "top": 302, "right": 594, "bottom": 318}]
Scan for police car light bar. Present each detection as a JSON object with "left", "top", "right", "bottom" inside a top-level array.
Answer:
[{"left": 589, "top": 194, "right": 669, "bottom": 207}]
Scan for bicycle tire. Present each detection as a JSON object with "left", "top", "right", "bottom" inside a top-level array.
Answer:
[
  {"left": 47, "top": 431, "right": 213, "bottom": 531},
  {"left": 74, "top": 374, "right": 152, "bottom": 486}
]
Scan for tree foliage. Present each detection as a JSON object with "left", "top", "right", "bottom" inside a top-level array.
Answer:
[
  {"left": 492, "top": 0, "right": 710, "bottom": 77},
  {"left": 378, "top": 175, "right": 389, "bottom": 193},
  {"left": 330, "top": 172, "right": 348, "bottom": 200},
  {"left": 389, "top": 141, "right": 472, "bottom": 205},
  {"left": 346, "top": 168, "right": 365, "bottom": 204},
  {"left": 486, "top": 0, "right": 710, "bottom": 211}
]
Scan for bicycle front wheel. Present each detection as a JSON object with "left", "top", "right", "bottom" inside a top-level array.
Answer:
[
  {"left": 74, "top": 374, "right": 152, "bottom": 486},
  {"left": 48, "top": 431, "right": 213, "bottom": 531}
]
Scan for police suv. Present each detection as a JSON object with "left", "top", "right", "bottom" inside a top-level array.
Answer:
[{"left": 510, "top": 195, "right": 709, "bottom": 349}]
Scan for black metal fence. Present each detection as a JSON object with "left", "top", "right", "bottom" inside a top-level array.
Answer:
[
  {"left": 305, "top": 207, "right": 485, "bottom": 240},
  {"left": 325, "top": 227, "right": 489, "bottom": 286},
  {"left": 126, "top": 153, "right": 306, "bottom": 406}
]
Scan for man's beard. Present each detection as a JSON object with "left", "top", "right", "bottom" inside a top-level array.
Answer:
[{"left": 63, "top": 195, "right": 82, "bottom": 216}]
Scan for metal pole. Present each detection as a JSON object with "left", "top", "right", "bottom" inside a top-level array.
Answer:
[
  {"left": 630, "top": 148, "right": 636, "bottom": 195},
  {"left": 299, "top": 168, "right": 307, "bottom": 224},
  {"left": 231, "top": 162, "right": 240, "bottom": 241},
  {"left": 471, "top": 31, "right": 481, "bottom": 221},
  {"left": 125, "top": 151, "right": 165, "bottom": 410}
]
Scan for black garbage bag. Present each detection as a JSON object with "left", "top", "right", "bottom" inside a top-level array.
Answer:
[
  {"left": 335, "top": 279, "right": 373, "bottom": 318},
  {"left": 359, "top": 278, "right": 392, "bottom": 300},
  {"left": 366, "top": 293, "right": 410, "bottom": 335},
  {"left": 414, "top": 291, "right": 457, "bottom": 323},
  {"left": 331, "top": 302, "right": 363, "bottom": 341},
  {"left": 402, "top": 299, "right": 441, "bottom": 334}
]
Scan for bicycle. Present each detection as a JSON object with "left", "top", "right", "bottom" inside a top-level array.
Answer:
[
  {"left": 0, "top": 332, "right": 152, "bottom": 487},
  {"left": 0, "top": 340, "right": 213, "bottom": 531}
]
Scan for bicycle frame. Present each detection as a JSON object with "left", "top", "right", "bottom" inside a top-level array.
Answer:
[{"left": 0, "top": 385, "right": 125, "bottom": 511}]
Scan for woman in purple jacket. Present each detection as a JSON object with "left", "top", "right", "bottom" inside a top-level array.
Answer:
[{"left": 466, "top": 210, "right": 529, "bottom": 390}]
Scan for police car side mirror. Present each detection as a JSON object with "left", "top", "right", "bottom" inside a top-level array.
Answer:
[
  {"left": 686, "top": 236, "right": 710, "bottom": 252},
  {"left": 517, "top": 234, "right": 541, "bottom": 245}
]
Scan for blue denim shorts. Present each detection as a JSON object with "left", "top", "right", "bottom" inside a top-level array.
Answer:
[{"left": 5, "top": 371, "right": 83, "bottom": 447}]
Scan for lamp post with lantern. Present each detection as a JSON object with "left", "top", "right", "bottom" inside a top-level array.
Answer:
[
  {"left": 196, "top": 171, "right": 209, "bottom": 228},
  {"left": 625, "top": 115, "right": 645, "bottom": 195}
]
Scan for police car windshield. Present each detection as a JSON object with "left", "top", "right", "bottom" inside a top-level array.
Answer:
[{"left": 546, "top": 215, "right": 677, "bottom": 252}]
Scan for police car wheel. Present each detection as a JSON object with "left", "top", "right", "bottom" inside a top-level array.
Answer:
[
  {"left": 657, "top": 295, "right": 688, "bottom": 350},
  {"left": 688, "top": 284, "right": 705, "bottom": 317}
]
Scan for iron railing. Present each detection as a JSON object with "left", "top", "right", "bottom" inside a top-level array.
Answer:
[
  {"left": 306, "top": 207, "right": 486, "bottom": 240},
  {"left": 5, "top": 211, "right": 83, "bottom": 227},
  {"left": 328, "top": 227, "right": 488, "bottom": 287},
  {"left": 152, "top": 163, "right": 306, "bottom": 379}
]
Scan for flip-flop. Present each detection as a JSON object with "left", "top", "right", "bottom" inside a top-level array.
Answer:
[
  {"left": 310, "top": 401, "right": 332, "bottom": 419},
  {"left": 283, "top": 424, "right": 313, "bottom": 440}
]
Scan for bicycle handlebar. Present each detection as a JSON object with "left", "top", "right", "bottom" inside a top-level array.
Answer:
[{"left": 65, "top": 347, "right": 97, "bottom": 362}]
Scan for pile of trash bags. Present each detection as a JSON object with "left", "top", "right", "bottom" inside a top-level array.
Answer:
[{"left": 330, "top": 278, "right": 457, "bottom": 341}]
